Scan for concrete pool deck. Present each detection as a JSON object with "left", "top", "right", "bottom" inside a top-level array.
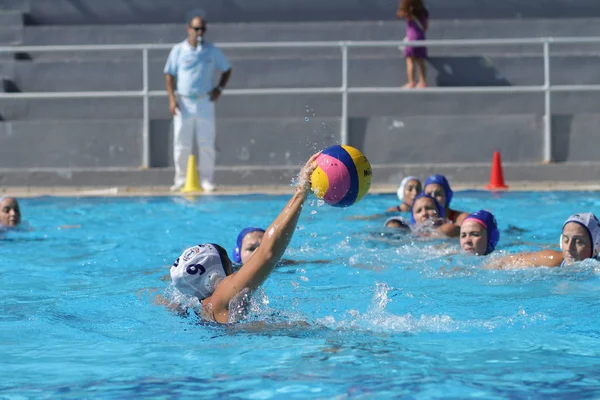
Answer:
[
  {"left": 2, "top": 182, "right": 600, "bottom": 198},
  {"left": 2, "top": 162, "right": 600, "bottom": 197}
]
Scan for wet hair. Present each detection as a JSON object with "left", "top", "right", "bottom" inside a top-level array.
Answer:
[{"left": 213, "top": 243, "right": 233, "bottom": 275}]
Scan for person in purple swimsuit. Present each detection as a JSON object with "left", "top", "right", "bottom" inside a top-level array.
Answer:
[{"left": 397, "top": 0, "right": 429, "bottom": 88}]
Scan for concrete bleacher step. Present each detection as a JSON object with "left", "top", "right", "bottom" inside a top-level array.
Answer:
[
  {"left": 2, "top": 91, "right": 600, "bottom": 121},
  {"left": 13, "top": 18, "right": 600, "bottom": 65},
  {"left": 2, "top": 53, "right": 600, "bottom": 94},
  {"left": 0, "top": 0, "right": 28, "bottom": 12},
  {"left": 0, "top": 11, "right": 23, "bottom": 26},
  {"left": 21, "top": 0, "right": 600, "bottom": 24},
  {"left": 20, "top": 18, "right": 600, "bottom": 46},
  {"left": 0, "top": 27, "right": 22, "bottom": 46}
]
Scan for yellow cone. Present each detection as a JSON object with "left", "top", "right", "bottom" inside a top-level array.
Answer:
[{"left": 181, "top": 155, "right": 202, "bottom": 193}]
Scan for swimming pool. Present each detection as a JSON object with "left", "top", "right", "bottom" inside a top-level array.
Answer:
[{"left": 2, "top": 191, "right": 600, "bottom": 398}]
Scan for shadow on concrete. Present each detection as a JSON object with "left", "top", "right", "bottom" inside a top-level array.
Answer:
[
  {"left": 150, "top": 119, "right": 172, "bottom": 168},
  {"left": 348, "top": 117, "right": 368, "bottom": 150},
  {"left": 428, "top": 56, "right": 512, "bottom": 87},
  {"left": 551, "top": 114, "right": 573, "bottom": 162}
]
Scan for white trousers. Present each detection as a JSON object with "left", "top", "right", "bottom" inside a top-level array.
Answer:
[{"left": 173, "top": 95, "right": 216, "bottom": 187}]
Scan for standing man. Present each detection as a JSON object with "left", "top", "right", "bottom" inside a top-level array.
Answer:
[{"left": 164, "top": 14, "right": 232, "bottom": 192}]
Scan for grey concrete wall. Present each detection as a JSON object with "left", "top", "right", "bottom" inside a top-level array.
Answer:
[
  {"left": 350, "top": 115, "right": 543, "bottom": 164},
  {"left": 0, "top": 120, "right": 142, "bottom": 168},
  {"left": 150, "top": 117, "right": 341, "bottom": 168},
  {"left": 22, "top": 0, "right": 600, "bottom": 25},
  {"left": 4, "top": 162, "right": 600, "bottom": 187},
  {"left": 2, "top": 114, "right": 598, "bottom": 173}
]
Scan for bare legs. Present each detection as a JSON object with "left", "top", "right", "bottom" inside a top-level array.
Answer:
[
  {"left": 404, "top": 56, "right": 427, "bottom": 88},
  {"left": 415, "top": 57, "right": 427, "bottom": 87}
]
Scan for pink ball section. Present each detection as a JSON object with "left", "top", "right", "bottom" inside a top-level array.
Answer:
[{"left": 315, "top": 153, "right": 351, "bottom": 204}]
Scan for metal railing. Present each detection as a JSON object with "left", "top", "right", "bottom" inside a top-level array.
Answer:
[{"left": 2, "top": 37, "right": 600, "bottom": 167}]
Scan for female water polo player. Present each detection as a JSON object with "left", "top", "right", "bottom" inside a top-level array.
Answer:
[
  {"left": 459, "top": 210, "right": 500, "bottom": 256},
  {"left": 232, "top": 226, "right": 330, "bottom": 267},
  {"left": 387, "top": 176, "right": 422, "bottom": 212},
  {"left": 168, "top": 153, "right": 319, "bottom": 323},
  {"left": 232, "top": 227, "right": 265, "bottom": 265},
  {"left": 423, "top": 174, "right": 469, "bottom": 225},
  {"left": 410, "top": 193, "right": 460, "bottom": 237},
  {"left": 384, "top": 216, "right": 410, "bottom": 229},
  {"left": 487, "top": 212, "right": 600, "bottom": 269},
  {"left": 351, "top": 176, "right": 421, "bottom": 221},
  {"left": 0, "top": 196, "right": 21, "bottom": 229}
]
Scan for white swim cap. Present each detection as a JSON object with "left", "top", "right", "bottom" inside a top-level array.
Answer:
[
  {"left": 170, "top": 244, "right": 230, "bottom": 300},
  {"left": 396, "top": 176, "right": 419, "bottom": 202},
  {"left": 560, "top": 213, "right": 600, "bottom": 259}
]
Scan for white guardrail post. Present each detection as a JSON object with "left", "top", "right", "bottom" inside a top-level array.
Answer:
[
  {"left": 543, "top": 39, "right": 552, "bottom": 163},
  {"left": 340, "top": 41, "right": 349, "bottom": 146},
  {"left": 142, "top": 47, "right": 150, "bottom": 169}
]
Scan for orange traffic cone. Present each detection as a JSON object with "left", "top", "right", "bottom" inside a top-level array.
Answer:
[{"left": 486, "top": 151, "right": 508, "bottom": 190}]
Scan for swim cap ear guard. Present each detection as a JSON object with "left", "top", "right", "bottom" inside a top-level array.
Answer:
[
  {"left": 170, "top": 243, "right": 231, "bottom": 300},
  {"left": 396, "top": 176, "right": 419, "bottom": 203},
  {"left": 424, "top": 174, "right": 453, "bottom": 207},
  {"left": 232, "top": 227, "right": 265, "bottom": 263},
  {"left": 410, "top": 193, "right": 445, "bottom": 225},
  {"left": 462, "top": 210, "right": 500, "bottom": 255},
  {"left": 559, "top": 213, "right": 600, "bottom": 259}
]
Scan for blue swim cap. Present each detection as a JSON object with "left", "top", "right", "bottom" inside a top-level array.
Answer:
[
  {"left": 232, "top": 227, "right": 265, "bottom": 263},
  {"left": 423, "top": 174, "right": 454, "bottom": 207},
  {"left": 410, "top": 193, "right": 445, "bottom": 225},
  {"left": 462, "top": 210, "right": 500, "bottom": 255}
]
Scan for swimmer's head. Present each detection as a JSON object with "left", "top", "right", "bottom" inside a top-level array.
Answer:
[
  {"left": 0, "top": 196, "right": 21, "bottom": 228},
  {"left": 384, "top": 216, "right": 409, "bottom": 229},
  {"left": 410, "top": 193, "right": 445, "bottom": 225},
  {"left": 460, "top": 210, "right": 499, "bottom": 256},
  {"left": 232, "top": 227, "right": 265, "bottom": 264},
  {"left": 170, "top": 243, "right": 233, "bottom": 300},
  {"left": 423, "top": 174, "right": 453, "bottom": 208},
  {"left": 396, "top": 176, "right": 422, "bottom": 206},
  {"left": 560, "top": 213, "right": 600, "bottom": 266}
]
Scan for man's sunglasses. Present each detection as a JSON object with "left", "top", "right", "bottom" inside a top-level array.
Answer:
[{"left": 190, "top": 26, "right": 206, "bottom": 31}]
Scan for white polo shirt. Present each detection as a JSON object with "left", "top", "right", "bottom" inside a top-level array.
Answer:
[{"left": 163, "top": 39, "right": 231, "bottom": 97}]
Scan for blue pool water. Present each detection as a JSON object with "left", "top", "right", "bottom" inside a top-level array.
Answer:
[{"left": 2, "top": 191, "right": 600, "bottom": 398}]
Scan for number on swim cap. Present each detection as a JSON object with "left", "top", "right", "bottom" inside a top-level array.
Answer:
[{"left": 186, "top": 263, "right": 206, "bottom": 275}]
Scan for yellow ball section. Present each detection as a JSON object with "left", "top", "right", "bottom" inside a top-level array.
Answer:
[
  {"left": 311, "top": 166, "right": 330, "bottom": 199},
  {"left": 341, "top": 145, "right": 372, "bottom": 204}
]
